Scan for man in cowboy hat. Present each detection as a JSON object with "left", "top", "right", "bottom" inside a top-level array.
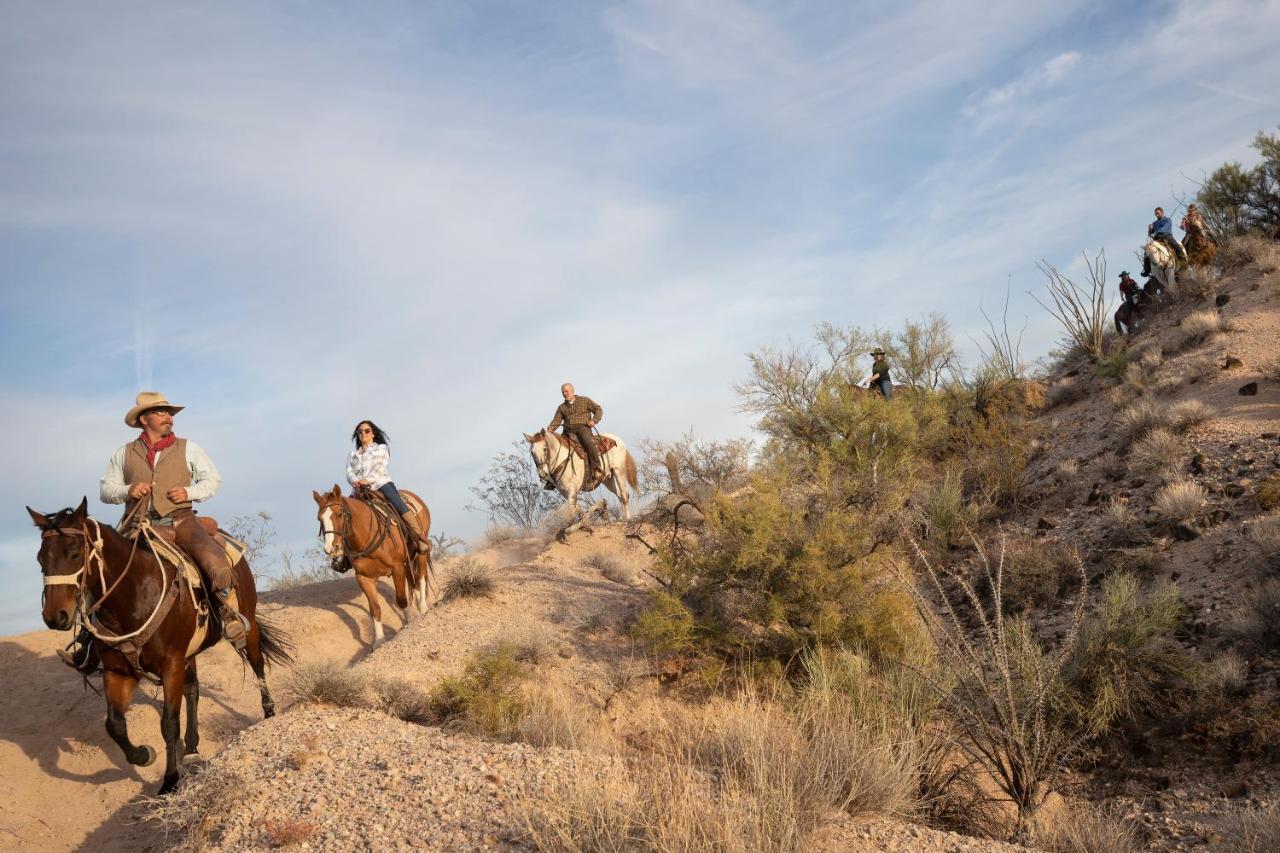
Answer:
[
  {"left": 547, "top": 382, "right": 605, "bottom": 489},
  {"left": 868, "top": 349, "right": 893, "bottom": 399},
  {"left": 1118, "top": 270, "right": 1139, "bottom": 309},
  {"left": 99, "top": 391, "right": 248, "bottom": 651}
]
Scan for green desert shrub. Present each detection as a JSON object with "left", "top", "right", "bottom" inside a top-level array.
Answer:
[
  {"left": 1062, "top": 574, "right": 1200, "bottom": 735},
  {"left": 1257, "top": 475, "right": 1280, "bottom": 511},
  {"left": 426, "top": 644, "right": 531, "bottom": 737}
]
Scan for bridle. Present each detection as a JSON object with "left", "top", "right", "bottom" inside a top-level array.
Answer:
[
  {"left": 319, "top": 495, "right": 390, "bottom": 561},
  {"left": 41, "top": 514, "right": 172, "bottom": 647},
  {"left": 534, "top": 431, "right": 574, "bottom": 485}
]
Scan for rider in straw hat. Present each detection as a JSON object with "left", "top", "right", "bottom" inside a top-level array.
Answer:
[
  {"left": 100, "top": 391, "right": 249, "bottom": 651},
  {"left": 868, "top": 349, "right": 893, "bottom": 400}
]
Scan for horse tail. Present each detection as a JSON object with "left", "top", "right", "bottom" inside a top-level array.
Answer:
[
  {"left": 625, "top": 451, "right": 639, "bottom": 489},
  {"left": 254, "top": 612, "right": 296, "bottom": 668}
]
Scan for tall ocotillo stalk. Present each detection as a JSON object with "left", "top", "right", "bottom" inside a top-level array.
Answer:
[{"left": 1032, "top": 249, "right": 1111, "bottom": 362}]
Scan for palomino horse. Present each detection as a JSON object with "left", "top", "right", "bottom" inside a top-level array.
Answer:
[
  {"left": 524, "top": 429, "right": 637, "bottom": 520},
  {"left": 1144, "top": 239, "right": 1180, "bottom": 294},
  {"left": 1184, "top": 226, "right": 1217, "bottom": 268},
  {"left": 1115, "top": 276, "right": 1165, "bottom": 334},
  {"left": 313, "top": 485, "right": 432, "bottom": 647},
  {"left": 28, "top": 499, "right": 291, "bottom": 795}
]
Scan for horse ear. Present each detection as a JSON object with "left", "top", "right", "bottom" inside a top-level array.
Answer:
[
  {"left": 331, "top": 485, "right": 342, "bottom": 497},
  {"left": 73, "top": 497, "right": 88, "bottom": 520},
  {"left": 522, "top": 432, "right": 534, "bottom": 442},
  {"left": 26, "top": 506, "right": 48, "bottom": 527},
  {"left": 313, "top": 490, "right": 323, "bottom": 505}
]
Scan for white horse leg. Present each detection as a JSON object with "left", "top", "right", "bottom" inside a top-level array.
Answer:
[{"left": 373, "top": 619, "right": 385, "bottom": 645}]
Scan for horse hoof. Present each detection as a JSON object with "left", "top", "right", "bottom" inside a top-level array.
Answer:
[
  {"left": 182, "top": 752, "right": 205, "bottom": 766},
  {"left": 135, "top": 745, "right": 156, "bottom": 767},
  {"left": 158, "top": 776, "right": 179, "bottom": 796}
]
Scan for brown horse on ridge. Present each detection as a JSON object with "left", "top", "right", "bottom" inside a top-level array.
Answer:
[
  {"left": 28, "top": 499, "right": 292, "bottom": 795},
  {"left": 313, "top": 485, "right": 433, "bottom": 647}
]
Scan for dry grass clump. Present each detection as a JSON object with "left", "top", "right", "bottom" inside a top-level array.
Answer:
[
  {"left": 1152, "top": 479, "right": 1207, "bottom": 521},
  {"left": 1032, "top": 802, "right": 1141, "bottom": 853},
  {"left": 1120, "top": 348, "right": 1163, "bottom": 393},
  {"left": 582, "top": 551, "right": 636, "bottom": 585},
  {"left": 517, "top": 686, "right": 607, "bottom": 750},
  {"left": 552, "top": 602, "right": 613, "bottom": 634},
  {"left": 1116, "top": 399, "right": 1170, "bottom": 440},
  {"left": 282, "top": 659, "right": 370, "bottom": 709},
  {"left": 1237, "top": 579, "right": 1280, "bottom": 651},
  {"left": 1249, "top": 514, "right": 1280, "bottom": 566},
  {"left": 1167, "top": 399, "right": 1214, "bottom": 432},
  {"left": 1219, "top": 801, "right": 1280, "bottom": 852},
  {"left": 483, "top": 523, "right": 532, "bottom": 547},
  {"left": 441, "top": 557, "right": 497, "bottom": 601},
  {"left": 1183, "top": 356, "right": 1219, "bottom": 385},
  {"left": 1170, "top": 309, "right": 1227, "bottom": 352},
  {"left": 1218, "top": 233, "right": 1276, "bottom": 271},
  {"left": 1055, "top": 458, "right": 1079, "bottom": 479},
  {"left": 520, "top": 649, "right": 939, "bottom": 851},
  {"left": 371, "top": 676, "right": 435, "bottom": 724},
  {"left": 1204, "top": 652, "right": 1248, "bottom": 697},
  {"left": 1128, "top": 428, "right": 1183, "bottom": 473},
  {"left": 997, "top": 537, "right": 1081, "bottom": 612},
  {"left": 1046, "top": 378, "right": 1089, "bottom": 409},
  {"left": 919, "top": 467, "right": 972, "bottom": 547},
  {"left": 1257, "top": 475, "right": 1280, "bottom": 511},
  {"left": 1179, "top": 265, "right": 1219, "bottom": 300}
]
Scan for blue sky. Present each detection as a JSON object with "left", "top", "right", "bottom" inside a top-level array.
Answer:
[{"left": 2, "top": 0, "right": 1278, "bottom": 634}]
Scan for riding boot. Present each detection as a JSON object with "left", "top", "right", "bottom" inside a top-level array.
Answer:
[
  {"left": 216, "top": 586, "right": 249, "bottom": 651},
  {"left": 57, "top": 626, "right": 100, "bottom": 675},
  {"left": 400, "top": 510, "right": 432, "bottom": 555}
]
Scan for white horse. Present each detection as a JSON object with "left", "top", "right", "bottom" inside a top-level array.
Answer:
[
  {"left": 1144, "top": 239, "right": 1180, "bottom": 294},
  {"left": 523, "top": 429, "right": 637, "bottom": 520}
]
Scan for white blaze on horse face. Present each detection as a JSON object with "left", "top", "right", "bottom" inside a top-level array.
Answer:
[{"left": 320, "top": 508, "right": 338, "bottom": 556}]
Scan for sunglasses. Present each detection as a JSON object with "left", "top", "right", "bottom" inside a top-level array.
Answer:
[{"left": 358, "top": 428, "right": 373, "bottom": 434}]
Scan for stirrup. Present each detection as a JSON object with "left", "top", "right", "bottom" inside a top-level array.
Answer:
[{"left": 58, "top": 630, "right": 99, "bottom": 675}]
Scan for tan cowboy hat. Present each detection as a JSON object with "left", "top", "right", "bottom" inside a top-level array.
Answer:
[{"left": 124, "top": 391, "right": 184, "bottom": 428}]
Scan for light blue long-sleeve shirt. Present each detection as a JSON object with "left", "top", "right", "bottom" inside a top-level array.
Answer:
[{"left": 1150, "top": 216, "right": 1173, "bottom": 238}]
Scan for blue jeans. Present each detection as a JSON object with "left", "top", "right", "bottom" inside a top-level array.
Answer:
[
  {"left": 874, "top": 378, "right": 893, "bottom": 400},
  {"left": 377, "top": 482, "right": 409, "bottom": 514}
]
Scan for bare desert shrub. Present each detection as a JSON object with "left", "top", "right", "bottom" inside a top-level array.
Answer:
[
  {"left": 1152, "top": 479, "right": 1208, "bottom": 521},
  {"left": 1032, "top": 802, "right": 1140, "bottom": 853},
  {"left": 490, "top": 627, "right": 555, "bottom": 665},
  {"left": 469, "top": 440, "right": 561, "bottom": 529},
  {"left": 1046, "top": 378, "right": 1089, "bottom": 409},
  {"left": 1034, "top": 251, "right": 1111, "bottom": 362},
  {"left": 1220, "top": 801, "right": 1280, "bottom": 852},
  {"left": 441, "top": 557, "right": 496, "bottom": 601},
  {"left": 1128, "top": 428, "right": 1184, "bottom": 473},
  {"left": 905, "top": 536, "right": 1088, "bottom": 840},
  {"left": 483, "top": 523, "right": 533, "bottom": 547},
  {"left": 1167, "top": 399, "right": 1214, "bottom": 432},
  {"left": 282, "top": 660, "right": 369, "bottom": 709},
  {"left": 1063, "top": 574, "right": 1198, "bottom": 735},
  {"left": 552, "top": 602, "right": 612, "bottom": 634},
  {"left": 370, "top": 677, "right": 434, "bottom": 724},
  {"left": 1116, "top": 399, "right": 1170, "bottom": 440},
  {"left": 637, "top": 430, "right": 753, "bottom": 501}
]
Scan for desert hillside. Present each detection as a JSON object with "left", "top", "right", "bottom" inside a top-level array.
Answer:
[{"left": 2, "top": 238, "right": 1279, "bottom": 853}]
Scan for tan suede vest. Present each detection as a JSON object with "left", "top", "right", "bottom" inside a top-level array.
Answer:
[{"left": 121, "top": 438, "right": 192, "bottom": 520}]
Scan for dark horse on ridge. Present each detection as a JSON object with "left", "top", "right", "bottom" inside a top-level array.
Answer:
[{"left": 28, "top": 499, "right": 293, "bottom": 794}]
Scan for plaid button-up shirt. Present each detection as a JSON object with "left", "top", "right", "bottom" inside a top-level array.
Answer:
[{"left": 548, "top": 396, "right": 603, "bottom": 431}]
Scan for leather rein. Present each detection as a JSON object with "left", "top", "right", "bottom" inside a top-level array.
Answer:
[{"left": 321, "top": 494, "right": 392, "bottom": 561}]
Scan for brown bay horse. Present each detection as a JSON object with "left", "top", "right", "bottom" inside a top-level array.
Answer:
[
  {"left": 28, "top": 499, "right": 292, "bottom": 795},
  {"left": 313, "top": 485, "right": 433, "bottom": 647}
]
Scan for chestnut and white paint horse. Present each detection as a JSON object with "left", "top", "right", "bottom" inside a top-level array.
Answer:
[
  {"left": 524, "top": 430, "right": 637, "bottom": 520},
  {"left": 313, "top": 486, "right": 431, "bottom": 647},
  {"left": 1144, "top": 239, "right": 1180, "bottom": 294}
]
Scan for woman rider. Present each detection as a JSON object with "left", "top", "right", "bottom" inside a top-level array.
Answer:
[{"left": 347, "top": 420, "right": 431, "bottom": 552}]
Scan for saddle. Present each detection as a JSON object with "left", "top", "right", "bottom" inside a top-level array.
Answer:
[
  {"left": 558, "top": 431, "right": 616, "bottom": 460},
  {"left": 352, "top": 487, "right": 428, "bottom": 557}
]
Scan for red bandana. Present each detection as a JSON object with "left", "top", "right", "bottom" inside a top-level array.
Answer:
[{"left": 139, "top": 431, "right": 178, "bottom": 468}]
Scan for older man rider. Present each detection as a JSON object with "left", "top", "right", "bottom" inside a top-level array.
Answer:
[
  {"left": 100, "top": 391, "right": 248, "bottom": 651},
  {"left": 548, "top": 383, "right": 605, "bottom": 490}
]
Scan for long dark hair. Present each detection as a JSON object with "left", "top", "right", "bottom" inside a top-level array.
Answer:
[{"left": 352, "top": 420, "right": 390, "bottom": 451}]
